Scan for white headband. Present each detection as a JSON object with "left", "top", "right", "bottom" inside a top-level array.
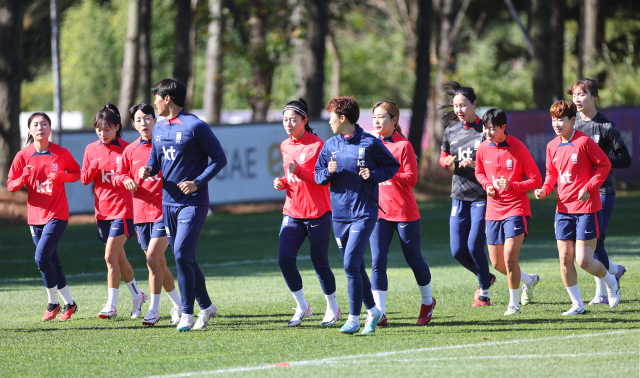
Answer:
[{"left": 283, "top": 105, "right": 307, "bottom": 118}]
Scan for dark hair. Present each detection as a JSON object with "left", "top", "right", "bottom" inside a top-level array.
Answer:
[
  {"left": 325, "top": 96, "right": 359, "bottom": 125},
  {"left": 26, "top": 112, "right": 52, "bottom": 146},
  {"left": 565, "top": 78, "right": 599, "bottom": 98},
  {"left": 129, "top": 103, "right": 156, "bottom": 121},
  {"left": 284, "top": 98, "right": 314, "bottom": 135},
  {"left": 439, "top": 81, "right": 478, "bottom": 126},
  {"left": 481, "top": 108, "right": 507, "bottom": 128},
  {"left": 550, "top": 100, "right": 577, "bottom": 120},
  {"left": 373, "top": 100, "right": 403, "bottom": 136},
  {"left": 93, "top": 102, "right": 122, "bottom": 139},
  {"left": 151, "top": 79, "right": 186, "bottom": 108}
]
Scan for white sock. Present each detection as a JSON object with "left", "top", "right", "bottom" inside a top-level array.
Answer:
[
  {"left": 594, "top": 277, "right": 606, "bottom": 297},
  {"left": 566, "top": 284, "right": 582, "bottom": 306},
  {"left": 372, "top": 290, "right": 387, "bottom": 314},
  {"left": 165, "top": 289, "right": 181, "bottom": 309},
  {"left": 149, "top": 294, "right": 161, "bottom": 313},
  {"left": 324, "top": 292, "right": 339, "bottom": 315},
  {"left": 479, "top": 289, "right": 490, "bottom": 299},
  {"left": 608, "top": 260, "right": 619, "bottom": 276},
  {"left": 348, "top": 314, "right": 359, "bottom": 323},
  {"left": 508, "top": 288, "right": 519, "bottom": 307},
  {"left": 419, "top": 283, "right": 433, "bottom": 305},
  {"left": 366, "top": 306, "right": 380, "bottom": 319},
  {"left": 108, "top": 288, "right": 119, "bottom": 307},
  {"left": 601, "top": 272, "right": 616, "bottom": 288},
  {"left": 291, "top": 288, "right": 308, "bottom": 309},
  {"left": 46, "top": 286, "right": 58, "bottom": 304},
  {"left": 58, "top": 285, "right": 73, "bottom": 305},
  {"left": 520, "top": 270, "right": 534, "bottom": 286},
  {"left": 125, "top": 279, "right": 142, "bottom": 299}
]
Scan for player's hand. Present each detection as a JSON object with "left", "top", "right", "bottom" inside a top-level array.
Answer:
[
  {"left": 274, "top": 177, "right": 285, "bottom": 190},
  {"left": 90, "top": 159, "right": 99, "bottom": 170},
  {"left": 486, "top": 185, "right": 496, "bottom": 198},
  {"left": 22, "top": 165, "right": 34, "bottom": 177},
  {"left": 459, "top": 158, "right": 474, "bottom": 168},
  {"left": 534, "top": 188, "right": 546, "bottom": 199},
  {"left": 123, "top": 178, "right": 139, "bottom": 191},
  {"left": 443, "top": 155, "right": 457, "bottom": 168},
  {"left": 498, "top": 175, "right": 510, "bottom": 190},
  {"left": 288, "top": 159, "right": 299, "bottom": 174},
  {"left": 359, "top": 167, "right": 371, "bottom": 180},
  {"left": 139, "top": 165, "right": 151, "bottom": 180},
  {"left": 48, "top": 172, "right": 60, "bottom": 182},
  {"left": 577, "top": 188, "right": 590, "bottom": 202},
  {"left": 328, "top": 156, "right": 337, "bottom": 174},
  {"left": 178, "top": 181, "right": 198, "bottom": 194}
]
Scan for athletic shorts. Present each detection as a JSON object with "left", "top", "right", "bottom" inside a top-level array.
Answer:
[
  {"left": 554, "top": 211, "right": 602, "bottom": 241},
  {"left": 135, "top": 218, "right": 167, "bottom": 250},
  {"left": 97, "top": 218, "right": 134, "bottom": 244},
  {"left": 486, "top": 215, "right": 530, "bottom": 245}
]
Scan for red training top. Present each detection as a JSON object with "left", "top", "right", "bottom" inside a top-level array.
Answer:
[
  {"left": 81, "top": 138, "right": 133, "bottom": 220},
  {"left": 7, "top": 143, "right": 80, "bottom": 225},
  {"left": 541, "top": 130, "right": 611, "bottom": 214},
  {"left": 278, "top": 131, "right": 331, "bottom": 219},
  {"left": 475, "top": 134, "right": 542, "bottom": 221},
  {"left": 114, "top": 137, "right": 163, "bottom": 224},
  {"left": 378, "top": 131, "right": 420, "bottom": 222}
]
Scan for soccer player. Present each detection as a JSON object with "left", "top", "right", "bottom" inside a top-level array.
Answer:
[
  {"left": 81, "top": 103, "right": 146, "bottom": 320},
  {"left": 439, "top": 81, "right": 495, "bottom": 306},
  {"left": 113, "top": 103, "right": 182, "bottom": 326},
  {"left": 566, "top": 79, "right": 630, "bottom": 305},
  {"left": 369, "top": 101, "right": 435, "bottom": 327},
  {"left": 140, "top": 79, "right": 227, "bottom": 332},
  {"left": 273, "top": 98, "right": 341, "bottom": 327},
  {"left": 315, "top": 96, "right": 400, "bottom": 335},
  {"left": 535, "top": 100, "right": 619, "bottom": 315},
  {"left": 475, "top": 108, "right": 542, "bottom": 316},
  {"left": 7, "top": 112, "right": 80, "bottom": 321}
]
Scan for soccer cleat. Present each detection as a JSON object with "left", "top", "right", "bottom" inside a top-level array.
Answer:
[
  {"left": 130, "top": 292, "right": 147, "bottom": 319},
  {"left": 607, "top": 283, "right": 621, "bottom": 308},
  {"left": 615, "top": 265, "right": 626, "bottom": 289},
  {"left": 98, "top": 304, "right": 117, "bottom": 319},
  {"left": 521, "top": 274, "right": 540, "bottom": 306},
  {"left": 287, "top": 305, "right": 312, "bottom": 327},
  {"left": 340, "top": 320, "right": 360, "bottom": 334},
  {"left": 473, "top": 274, "right": 496, "bottom": 302},
  {"left": 472, "top": 295, "right": 491, "bottom": 307},
  {"left": 417, "top": 297, "right": 436, "bottom": 325},
  {"left": 362, "top": 311, "right": 384, "bottom": 334},
  {"left": 320, "top": 307, "right": 341, "bottom": 326},
  {"left": 59, "top": 302, "right": 78, "bottom": 321},
  {"left": 43, "top": 303, "right": 61, "bottom": 321},
  {"left": 504, "top": 305, "right": 521, "bottom": 315},
  {"left": 588, "top": 294, "right": 609, "bottom": 306},
  {"left": 142, "top": 309, "right": 160, "bottom": 326},
  {"left": 169, "top": 307, "right": 181, "bottom": 325},
  {"left": 562, "top": 304, "right": 587, "bottom": 316},
  {"left": 193, "top": 304, "right": 218, "bottom": 330},
  {"left": 176, "top": 313, "right": 194, "bottom": 332},
  {"left": 377, "top": 314, "right": 388, "bottom": 328}
]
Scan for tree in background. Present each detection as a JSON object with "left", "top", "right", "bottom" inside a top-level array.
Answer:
[
  {"left": 139, "top": 0, "right": 153, "bottom": 104},
  {"left": 408, "top": 0, "right": 431, "bottom": 163},
  {"left": 530, "top": 0, "right": 554, "bottom": 109},
  {"left": 203, "top": 0, "right": 224, "bottom": 123},
  {"left": 119, "top": 0, "right": 142, "bottom": 127},
  {"left": 173, "top": 0, "right": 193, "bottom": 104}
]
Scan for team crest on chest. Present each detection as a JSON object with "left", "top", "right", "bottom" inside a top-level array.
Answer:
[
  {"left": 507, "top": 159, "right": 513, "bottom": 170},
  {"left": 571, "top": 153, "right": 578, "bottom": 164},
  {"left": 116, "top": 156, "right": 121, "bottom": 165},
  {"left": 52, "top": 163, "right": 59, "bottom": 172},
  {"left": 358, "top": 147, "right": 365, "bottom": 159},
  {"left": 176, "top": 132, "right": 182, "bottom": 143},
  {"left": 299, "top": 152, "right": 306, "bottom": 162},
  {"left": 156, "top": 135, "right": 161, "bottom": 142},
  {"left": 593, "top": 135, "right": 600, "bottom": 143}
]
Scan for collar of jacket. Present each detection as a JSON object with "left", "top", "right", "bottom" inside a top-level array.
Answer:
[{"left": 339, "top": 125, "right": 363, "bottom": 143}]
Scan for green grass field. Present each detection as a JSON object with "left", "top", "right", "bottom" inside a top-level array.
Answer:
[{"left": 1, "top": 194, "right": 639, "bottom": 377}]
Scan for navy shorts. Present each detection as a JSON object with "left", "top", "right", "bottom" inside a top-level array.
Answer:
[
  {"left": 97, "top": 218, "right": 134, "bottom": 244},
  {"left": 554, "top": 211, "right": 602, "bottom": 241},
  {"left": 486, "top": 215, "right": 530, "bottom": 245},
  {"left": 135, "top": 218, "right": 167, "bottom": 250}
]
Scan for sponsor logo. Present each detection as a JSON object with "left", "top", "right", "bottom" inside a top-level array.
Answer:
[
  {"left": 133, "top": 160, "right": 141, "bottom": 164},
  {"left": 101, "top": 169, "right": 114, "bottom": 183},
  {"left": 514, "top": 227, "right": 522, "bottom": 230},
  {"left": 283, "top": 216, "right": 289, "bottom": 225},
  {"left": 351, "top": 230, "right": 360, "bottom": 233},
  {"left": 476, "top": 203, "right": 485, "bottom": 207},
  {"left": 507, "top": 159, "right": 513, "bottom": 170},
  {"left": 358, "top": 147, "right": 366, "bottom": 159},
  {"left": 52, "top": 163, "right": 58, "bottom": 172},
  {"left": 181, "top": 219, "right": 189, "bottom": 224},
  {"left": 157, "top": 228, "right": 164, "bottom": 231},
  {"left": 287, "top": 171, "right": 300, "bottom": 184},
  {"left": 176, "top": 132, "right": 182, "bottom": 144},
  {"left": 491, "top": 175, "right": 500, "bottom": 188},
  {"left": 331, "top": 151, "right": 339, "bottom": 158},
  {"left": 553, "top": 157, "right": 559, "bottom": 161},
  {"left": 112, "top": 227, "right": 120, "bottom": 230},
  {"left": 400, "top": 224, "right": 409, "bottom": 228},
  {"left": 163, "top": 146, "right": 177, "bottom": 160},
  {"left": 165, "top": 227, "right": 171, "bottom": 237},
  {"left": 146, "top": 174, "right": 160, "bottom": 182},
  {"left": 35, "top": 179, "right": 52, "bottom": 193},
  {"left": 155, "top": 135, "right": 161, "bottom": 142},
  {"left": 450, "top": 140, "right": 458, "bottom": 145},
  {"left": 98, "top": 227, "right": 103, "bottom": 238},
  {"left": 379, "top": 180, "right": 392, "bottom": 186},
  {"left": 571, "top": 153, "right": 578, "bottom": 164},
  {"left": 457, "top": 147, "right": 473, "bottom": 161},
  {"left": 357, "top": 159, "right": 365, "bottom": 167},
  {"left": 593, "top": 135, "right": 600, "bottom": 143},
  {"left": 299, "top": 152, "right": 306, "bottom": 162},
  {"left": 560, "top": 171, "right": 573, "bottom": 184},
  {"left": 585, "top": 231, "right": 593, "bottom": 234},
  {"left": 310, "top": 224, "right": 319, "bottom": 228},
  {"left": 29, "top": 226, "right": 35, "bottom": 237},
  {"left": 485, "top": 160, "right": 492, "bottom": 164}
]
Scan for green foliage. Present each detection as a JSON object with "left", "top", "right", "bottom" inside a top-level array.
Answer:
[{"left": 21, "top": 71, "right": 54, "bottom": 112}]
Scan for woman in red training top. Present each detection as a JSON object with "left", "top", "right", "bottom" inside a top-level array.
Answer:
[
  {"left": 273, "top": 98, "right": 340, "bottom": 327},
  {"left": 368, "top": 101, "right": 434, "bottom": 327},
  {"left": 81, "top": 103, "right": 145, "bottom": 320},
  {"left": 7, "top": 112, "right": 80, "bottom": 321}
]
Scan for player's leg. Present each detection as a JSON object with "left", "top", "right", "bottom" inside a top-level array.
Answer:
[
  {"left": 450, "top": 200, "right": 479, "bottom": 276},
  {"left": 555, "top": 212, "right": 586, "bottom": 315},
  {"left": 468, "top": 200, "right": 495, "bottom": 305},
  {"left": 591, "top": 194, "right": 624, "bottom": 304},
  {"left": 502, "top": 233, "right": 524, "bottom": 315},
  {"left": 279, "top": 215, "right": 311, "bottom": 326},
  {"left": 112, "top": 219, "right": 145, "bottom": 319},
  {"left": 307, "top": 211, "right": 340, "bottom": 325},
  {"left": 369, "top": 218, "right": 394, "bottom": 324},
  {"left": 142, "top": 223, "right": 175, "bottom": 325}
]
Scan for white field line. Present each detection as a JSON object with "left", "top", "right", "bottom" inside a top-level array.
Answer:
[{"left": 144, "top": 329, "right": 640, "bottom": 377}]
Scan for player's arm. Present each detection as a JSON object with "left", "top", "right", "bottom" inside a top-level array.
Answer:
[
  {"left": 6, "top": 154, "right": 28, "bottom": 192},
  {"left": 538, "top": 145, "right": 558, "bottom": 198},
  {"left": 274, "top": 146, "right": 288, "bottom": 190},
  {"left": 582, "top": 138, "right": 612, "bottom": 194},
  {"left": 143, "top": 132, "right": 161, "bottom": 178},
  {"left": 114, "top": 149, "right": 139, "bottom": 191},
  {"left": 291, "top": 144, "right": 321, "bottom": 185},
  {"left": 509, "top": 148, "right": 542, "bottom": 193},
  {"left": 194, "top": 123, "right": 227, "bottom": 184},
  {"left": 439, "top": 130, "right": 456, "bottom": 168},
  {"left": 80, "top": 146, "right": 99, "bottom": 185},
  {"left": 606, "top": 123, "right": 631, "bottom": 169},
  {"left": 392, "top": 143, "right": 418, "bottom": 186},
  {"left": 314, "top": 144, "right": 333, "bottom": 185},
  {"left": 364, "top": 140, "right": 400, "bottom": 183},
  {"left": 50, "top": 151, "right": 81, "bottom": 183}
]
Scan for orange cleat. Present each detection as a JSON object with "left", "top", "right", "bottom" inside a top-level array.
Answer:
[
  {"left": 59, "top": 302, "right": 78, "bottom": 321},
  {"left": 43, "top": 303, "right": 61, "bottom": 321}
]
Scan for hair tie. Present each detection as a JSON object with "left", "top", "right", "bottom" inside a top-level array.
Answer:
[{"left": 283, "top": 105, "right": 307, "bottom": 119}]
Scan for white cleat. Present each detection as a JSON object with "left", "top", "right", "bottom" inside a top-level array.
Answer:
[
  {"left": 588, "top": 294, "right": 609, "bottom": 306},
  {"left": 320, "top": 307, "right": 342, "bottom": 326},
  {"left": 193, "top": 304, "right": 218, "bottom": 330},
  {"left": 142, "top": 309, "right": 160, "bottom": 326},
  {"left": 98, "top": 304, "right": 117, "bottom": 319},
  {"left": 562, "top": 304, "right": 587, "bottom": 316},
  {"left": 607, "top": 283, "right": 621, "bottom": 308},
  {"left": 177, "top": 313, "right": 194, "bottom": 332},
  {"left": 131, "top": 292, "right": 147, "bottom": 319},
  {"left": 288, "top": 305, "right": 312, "bottom": 327},
  {"left": 169, "top": 307, "right": 181, "bottom": 325}
]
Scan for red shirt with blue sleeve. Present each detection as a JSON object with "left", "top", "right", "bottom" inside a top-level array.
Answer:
[
  {"left": 7, "top": 143, "right": 80, "bottom": 224},
  {"left": 475, "top": 134, "right": 542, "bottom": 221},
  {"left": 378, "top": 131, "right": 421, "bottom": 222},
  {"left": 81, "top": 138, "right": 133, "bottom": 220},
  {"left": 540, "top": 130, "right": 611, "bottom": 214},
  {"left": 278, "top": 131, "right": 331, "bottom": 219},
  {"left": 114, "top": 137, "right": 163, "bottom": 224}
]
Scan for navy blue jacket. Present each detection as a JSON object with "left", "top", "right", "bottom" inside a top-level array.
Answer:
[{"left": 315, "top": 126, "right": 400, "bottom": 222}]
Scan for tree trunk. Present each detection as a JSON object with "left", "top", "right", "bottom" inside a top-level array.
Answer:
[
  {"left": 249, "top": 2, "right": 275, "bottom": 122},
  {"left": 0, "top": 0, "right": 24, "bottom": 188},
  {"left": 204, "top": 0, "right": 224, "bottom": 124},
  {"left": 119, "top": 0, "right": 141, "bottom": 127},
  {"left": 580, "top": 0, "right": 598, "bottom": 78},
  {"left": 325, "top": 31, "right": 340, "bottom": 99},
  {"left": 530, "top": 0, "right": 554, "bottom": 109},
  {"left": 139, "top": 0, "right": 152, "bottom": 104},
  {"left": 409, "top": 0, "right": 432, "bottom": 164},
  {"left": 173, "top": 0, "right": 192, "bottom": 94},
  {"left": 551, "top": 0, "right": 565, "bottom": 101},
  {"left": 185, "top": 0, "right": 198, "bottom": 111}
]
